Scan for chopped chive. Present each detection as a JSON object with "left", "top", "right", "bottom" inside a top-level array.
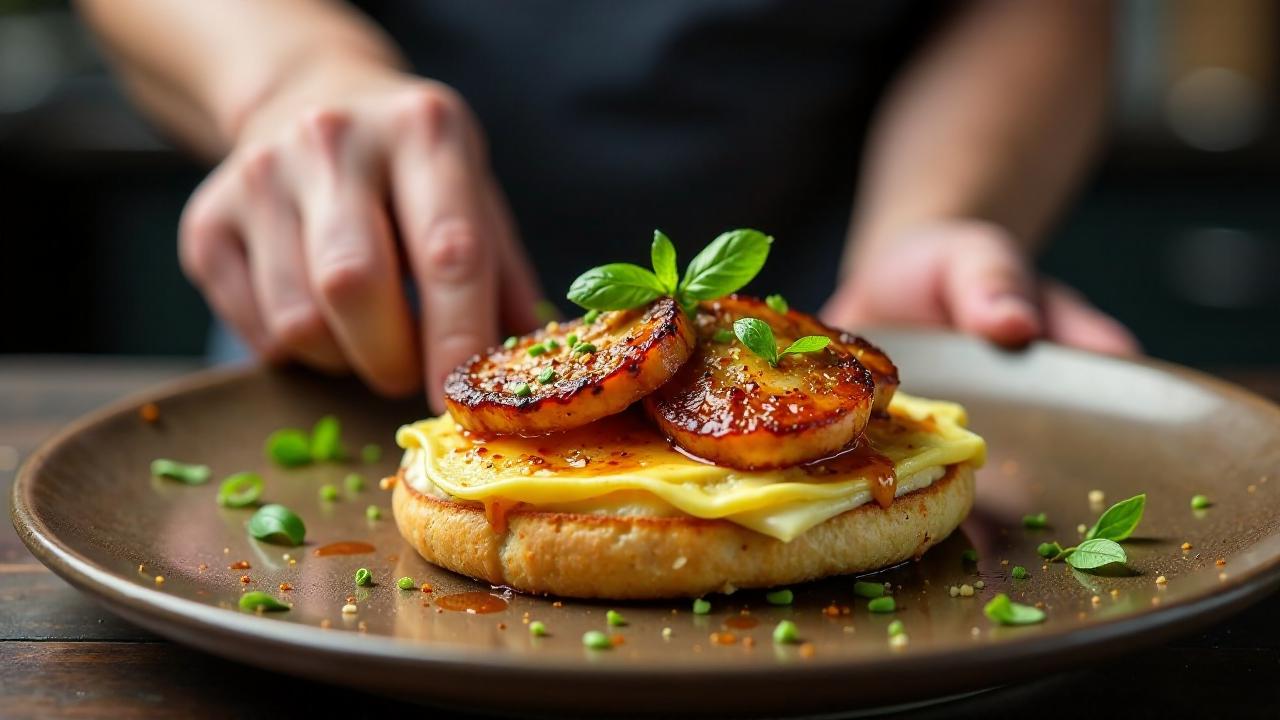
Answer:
[
  {"left": 527, "top": 344, "right": 547, "bottom": 358},
  {"left": 573, "top": 343, "right": 597, "bottom": 355},
  {"left": 984, "top": 593, "right": 1046, "bottom": 626},
  {"left": 310, "top": 415, "right": 342, "bottom": 462},
  {"left": 853, "top": 581, "right": 886, "bottom": 598},
  {"left": 216, "top": 471, "right": 263, "bottom": 508},
  {"left": 503, "top": 336, "right": 518, "bottom": 349},
  {"left": 583, "top": 309, "right": 600, "bottom": 324},
  {"left": 265, "top": 428, "right": 311, "bottom": 468},
  {"left": 396, "top": 576, "right": 415, "bottom": 590},
  {"left": 764, "top": 589, "right": 794, "bottom": 606},
  {"left": 238, "top": 591, "right": 290, "bottom": 612},
  {"left": 366, "top": 505, "right": 381, "bottom": 521},
  {"left": 151, "top": 459, "right": 211, "bottom": 485},
  {"left": 868, "top": 597, "right": 896, "bottom": 614},
  {"left": 536, "top": 368, "right": 557, "bottom": 384},
  {"left": 361, "top": 444, "right": 382, "bottom": 464},
  {"left": 712, "top": 328, "right": 735, "bottom": 343},
  {"left": 582, "top": 630, "right": 612, "bottom": 650},
  {"left": 566, "top": 333, "right": 578, "bottom": 347},
  {"left": 1022, "top": 512, "right": 1048, "bottom": 529},
  {"left": 344, "top": 473, "right": 364, "bottom": 493},
  {"left": 1191, "top": 494, "right": 1211, "bottom": 510},
  {"left": 513, "top": 382, "right": 532, "bottom": 398},
  {"left": 606, "top": 609, "right": 626, "bottom": 627},
  {"left": 772, "top": 620, "right": 799, "bottom": 644},
  {"left": 1012, "top": 566, "right": 1030, "bottom": 579},
  {"left": 319, "top": 484, "right": 339, "bottom": 502},
  {"left": 354, "top": 568, "right": 372, "bottom": 587},
  {"left": 247, "top": 504, "right": 306, "bottom": 546},
  {"left": 529, "top": 620, "right": 547, "bottom": 637},
  {"left": 887, "top": 619, "right": 905, "bottom": 637},
  {"left": 544, "top": 338, "right": 560, "bottom": 351},
  {"left": 692, "top": 598, "right": 711, "bottom": 615}
]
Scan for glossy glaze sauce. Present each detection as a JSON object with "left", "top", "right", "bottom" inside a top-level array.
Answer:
[
  {"left": 723, "top": 615, "right": 759, "bottom": 630},
  {"left": 313, "top": 541, "right": 376, "bottom": 557},
  {"left": 434, "top": 591, "right": 509, "bottom": 614}
]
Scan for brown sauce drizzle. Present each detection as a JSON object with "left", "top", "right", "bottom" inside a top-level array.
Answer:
[
  {"left": 723, "top": 615, "right": 759, "bottom": 630},
  {"left": 434, "top": 591, "right": 509, "bottom": 614},
  {"left": 805, "top": 441, "right": 898, "bottom": 508},
  {"left": 483, "top": 499, "right": 524, "bottom": 534},
  {"left": 313, "top": 541, "right": 376, "bottom": 557}
]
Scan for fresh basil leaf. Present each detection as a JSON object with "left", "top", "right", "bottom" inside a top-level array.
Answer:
[
  {"left": 711, "top": 328, "right": 735, "bottom": 343},
  {"left": 265, "top": 429, "right": 311, "bottom": 468},
  {"left": 1064, "top": 538, "right": 1126, "bottom": 570},
  {"left": 239, "top": 591, "right": 291, "bottom": 612},
  {"left": 733, "top": 317, "right": 778, "bottom": 365},
  {"left": 567, "top": 263, "right": 666, "bottom": 310},
  {"left": 310, "top": 415, "right": 343, "bottom": 462},
  {"left": 678, "top": 229, "right": 773, "bottom": 301},
  {"left": 651, "top": 230, "right": 679, "bottom": 294},
  {"left": 150, "top": 459, "right": 211, "bottom": 485},
  {"left": 780, "top": 335, "right": 831, "bottom": 357},
  {"left": 217, "top": 472, "right": 263, "bottom": 508},
  {"left": 247, "top": 503, "right": 306, "bottom": 546},
  {"left": 983, "top": 593, "right": 1045, "bottom": 626},
  {"left": 1085, "top": 493, "right": 1145, "bottom": 542},
  {"left": 765, "top": 293, "right": 789, "bottom": 314}
]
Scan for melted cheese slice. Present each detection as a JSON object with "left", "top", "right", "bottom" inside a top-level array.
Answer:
[{"left": 397, "top": 393, "right": 985, "bottom": 542}]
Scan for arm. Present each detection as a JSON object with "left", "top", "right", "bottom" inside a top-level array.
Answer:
[{"left": 823, "top": 0, "right": 1137, "bottom": 354}]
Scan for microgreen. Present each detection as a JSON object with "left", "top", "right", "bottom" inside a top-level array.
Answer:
[
  {"left": 1063, "top": 538, "right": 1127, "bottom": 570},
  {"left": 732, "top": 318, "right": 830, "bottom": 367},
  {"left": 247, "top": 504, "right": 306, "bottom": 546},
  {"left": 1035, "top": 495, "right": 1144, "bottom": 574},
  {"left": 151, "top": 459, "right": 211, "bottom": 485},
  {"left": 1085, "top": 494, "right": 1145, "bottom": 541},
  {"left": 216, "top": 472, "right": 263, "bottom": 508},
  {"left": 983, "top": 593, "right": 1045, "bottom": 626},
  {"left": 1022, "top": 512, "right": 1048, "bottom": 529}
]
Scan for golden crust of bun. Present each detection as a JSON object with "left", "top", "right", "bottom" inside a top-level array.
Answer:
[{"left": 391, "top": 464, "right": 974, "bottom": 599}]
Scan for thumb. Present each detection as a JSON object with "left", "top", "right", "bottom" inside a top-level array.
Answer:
[{"left": 942, "top": 223, "right": 1041, "bottom": 347}]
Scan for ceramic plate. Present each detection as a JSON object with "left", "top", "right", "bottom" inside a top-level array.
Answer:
[{"left": 13, "top": 331, "right": 1280, "bottom": 717}]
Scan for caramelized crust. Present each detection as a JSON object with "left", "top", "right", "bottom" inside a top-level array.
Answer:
[
  {"left": 643, "top": 296, "right": 882, "bottom": 469},
  {"left": 445, "top": 298, "right": 695, "bottom": 435}
]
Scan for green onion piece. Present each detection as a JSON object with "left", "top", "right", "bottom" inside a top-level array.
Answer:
[
  {"left": 772, "top": 620, "right": 799, "bottom": 644},
  {"left": 983, "top": 592, "right": 1046, "bottom": 626},
  {"left": 361, "top": 444, "right": 382, "bottom": 464},
  {"left": 573, "top": 343, "right": 597, "bottom": 355},
  {"left": 216, "top": 472, "right": 263, "bottom": 508},
  {"left": 503, "top": 336, "right": 518, "bottom": 349},
  {"left": 868, "top": 597, "right": 896, "bottom": 614},
  {"left": 536, "top": 368, "right": 557, "bottom": 385},
  {"left": 366, "top": 505, "right": 381, "bottom": 521},
  {"left": 344, "top": 473, "right": 364, "bottom": 493},
  {"left": 887, "top": 619, "right": 905, "bottom": 637},
  {"left": 529, "top": 620, "right": 547, "bottom": 637},
  {"left": 712, "top": 328, "right": 735, "bottom": 343},
  {"left": 764, "top": 589, "right": 794, "bottom": 606},
  {"left": 961, "top": 549, "right": 978, "bottom": 563},
  {"left": 583, "top": 309, "right": 600, "bottom": 324},
  {"left": 606, "top": 609, "right": 626, "bottom": 627},
  {"left": 355, "top": 568, "right": 372, "bottom": 586},
  {"left": 310, "top": 415, "right": 343, "bottom": 462},
  {"left": 265, "top": 429, "right": 311, "bottom": 468},
  {"left": 247, "top": 504, "right": 306, "bottom": 546},
  {"left": 151, "top": 458, "right": 212, "bottom": 485},
  {"left": 566, "top": 333, "right": 578, "bottom": 347},
  {"left": 319, "top": 484, "right": 339, "bottom": 502},
  {"left": 527, "top": 344, "right": 547, "bottom": 358},
  {"left": 238, "top": 591, "right": 291, "bottom": 612},
  {"left": 513, "top": 382, "right": 532, "bottom": 398},
  {"left": 1012, "top": 565, "right": 1030, "bottom": 580},
  {"left": 582, "top": 630, "right": 612, "bottom": 650},
  {"left": 1191, "top": 494, "right": 1211, "bottom": 510},
  {"left": 544, "top": 338, "right": 560, "bottom": 351},
  {"left": 692, "top": 598, "right": 711, "bottom": 615},
  {"left": 853, "top": 581, "right": 886, "bottom": 598},
  {"left": 396, "top": 576, "right": 414, "bottom": 590},
  {"left": 1022, "top": 512, "right": 1048, "bottom": 529},
  {"left": 1037, "top": 541, "right": 1064, "bottom": 559}
]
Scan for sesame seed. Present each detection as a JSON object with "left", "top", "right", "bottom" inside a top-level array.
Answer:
[
  {"left": 959, "top": 584, "right": 974, "bottom": 597},
  {"left": 1155, "top": 575, "right": 1168, "bottom": 585},
  {"left": 154, "top": 575, "right": 165, "bottom": 585},
  {"left": 1088, "top": 490, "right": 1105, "bottom": 505},
  {"left": 1077, "top": 524, "right": 1087, "bottom": 534},
  {"left": 949, "top": 586, "right": 959, "bottom": 598},
  {"left": 1110, "top": 589, "right": 1120, "bottom": 598},
  {"left": 1091, "top": 595, "right": 1101, "bottom": 605},
  {"left": 974, "top": 580, "right": 985, "bottom": 590},
  {"left": 1181, "top": 542, "right": 1192, "bottom": 551},
  {"left": 661, "top": 627, "right": 672, "bottom": 640}
]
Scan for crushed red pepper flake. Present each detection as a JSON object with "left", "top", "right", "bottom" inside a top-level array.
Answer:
[
  {"left": 497, "top": 623, "right": 507, "bottom": 630},
  {"left": 1216, "top": 558, "right": 1227, "bottom": 567},
  {"left": 420, "top": 583, "right": 433, "bottom": 593},
  {"left": 229, "top": 560, "right": 251, "bottom": 570},
  {"left": 279, "top": 583, "right": 293, "bottom": 592},
  {"left": 798, "top": 643, "right": 816, "bottom": 658},
  {"left": 139, "top": 403, "right": 160, "bottom": 423},
  {"left": 239, "top": 575, "right": 251, "bottom": 584},
  {"left": 197, "top": 563, "right": 208, "bottom": 572},
  {"left": 710, "top": 632, "right": 737, "bottom": 646},
  {"left": 552, "top": 601, "right": 563, "bottom": 608},
  {"left": 822, "top": 604, "right": 840, "bottom": 617},
  {"left": 610, "top": 635, "right": 626, "bottom": 647}
]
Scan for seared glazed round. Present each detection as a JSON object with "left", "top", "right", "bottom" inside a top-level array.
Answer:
[
  {"left": 445, "top": 298, "right": 696, "bottom": 435},
  {"left": 643, "top": 296, "right": 880, "bottom": 469}
]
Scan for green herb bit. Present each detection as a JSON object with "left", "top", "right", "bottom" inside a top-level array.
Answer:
[
  {"left": 765, "top": 294, "right": 789, "bottom": 314},
  {"left": 1064, "top": 538, "right": 1126, "bottom": 571},
  {"left": 396, "top": 576, "right": 415, "bottom": 590},
  {"left": 732, "top": 317, "right": 829, "bottom": 366},
  {"left": 1022, "top": 512, "right": 1048, "bottom": 529},
  {"left": 772, "top": 620, "right": 799, "bottom": 644},
  {"left": 868, "top": 597, "right": 896, "bottom": 613},
  {"left": 151, "top": 458, "right": 211, "bottom": 485},
  {"left": 361, "top": 443, "right": 382, "bottom": 464},
  {"left": 712, "top": 328, "right": 735, "bottom": 343},
  {"left": 354, "top": 568, "right": 373, "bottom": 586},
  {"left": 366, "top": 505, "right": 381, "bottom": 521},
  {"left": 606, "top": 609, "right": 627, "bottom": 627},
  {"left": 247, "top": 504, "right": 306, "bottom": 546},
  {"left": 529, "top": 620, "right": 548, "bottom": 637},
  {"left": 652, "top": 230, "right": 679, "bottom": 293},
  {"left": 853, "top": 581, "right": 886, "bottom": 598},
  {"left": 677, "top": 229, "right": 773, "bottom": 304},
  {"left": 310, "top": 415, "right": 342, "bottom": 462},
  {"left": 983, "top": 593, "right": 1045, "bottom": 626},
  {"left": 887, "top": 619, "right": 905, "bottom": 637},
  {"left": 265, "top": 428, "right": 311, "bottom": 468},
  {"left": 1086, "top": 494, "right": 1146, "bottom": 541},
  {"left": 344, "top": 473, "right": 365, "bottom": 493},
  {"left": 1037, "top": 542, "right": 1065, "bottom": 559},
  {"left": 692, "top": 598, "right": 711, "bottom": 615},
  {"left": 566, "top": 333, "right": 579, "bottom": 347},
  {"left": 764, "top": 589, "right": 794, "bottom": 606},
  {"left": 527, "top": 343, "right": 548, "bottom": 358},
  {"left": 238, "top": 591, "right": 291, "bottom": 612},
  {"left": 544, "top": 338, "right": 560, "bottom": 351},
  {"left": 503, "top": 335, "right": 519, "bottom": 350},
  {"left": 583, "top": 309, "right": 600, "bottom": 324},
  {"left": 1011, "top": 566, "right": 1030, "bottom": 580},
  {"left": 582, "top": 630, "right": 613, "bottom": 650},
  {"left": 961, "top": 549, "right": 979, "bottom": 563},
  {"left": 513, "top": 382, "right": 532, "bottom": 398},
  {"left": 216, "top": 472, "right": 263, "bottom": 508},
  {"left": 573, "top": 342, "right": 597, "bottom": 355},
  {"left": 319, "top": 484, "right": 339, "bottom": 502},
  {"left": 536, "top": 368, "right": 557, "bottom": 384},
  {"left": 534, "top": 300, "right": 560, "bottom": 324},
  {"left": 1191, "top": 494, "right": 1211, "bottom": 510}
]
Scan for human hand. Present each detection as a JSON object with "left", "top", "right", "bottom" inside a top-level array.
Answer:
[
  {"left": 820, "top": 221, "right": 1139, "bottom": 355},
  {"left": 178, "top": 63, "right": 543, "bottom": 411}
]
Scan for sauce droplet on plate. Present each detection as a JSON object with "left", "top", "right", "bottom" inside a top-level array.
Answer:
[
  {"left": 435, "top": 591, "right": 509, "bottom": 614},
  {"left": 313, "top": 541, "right": 376, "bottom": 557}
]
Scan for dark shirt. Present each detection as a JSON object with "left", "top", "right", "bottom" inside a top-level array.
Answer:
[{"left": 357, "top": 0, "right": 946, "bottom": 311}]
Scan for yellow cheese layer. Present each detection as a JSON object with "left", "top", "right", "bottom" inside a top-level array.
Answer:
[{"left": 396, "top": 393, "right": 985, "bottom": 542}]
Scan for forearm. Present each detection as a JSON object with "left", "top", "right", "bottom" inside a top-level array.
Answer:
[
  {"left": 78, "top": 0, "right": 405, "bottom": 158},
  {"left": 846, "top": 0, "right": 1112, "bottom": 269}
]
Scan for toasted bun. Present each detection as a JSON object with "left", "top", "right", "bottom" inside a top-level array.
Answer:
[{"left": 391, "top": 464, "right": 975, "bottom": 599}]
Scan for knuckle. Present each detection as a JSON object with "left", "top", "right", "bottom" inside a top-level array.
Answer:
[
  {"left": 298, "top": 106, "right": 351, "bottom": 155},
  {"left": 314, "top": 255, "right": 379, "bottom": 307},
  {"left": 178, "top": 200, "right": 224, "bottom": 281},
  {"left": 393, "top": 84, "right": 464, "bottom": 141},
  {"left": 237, "top": 143, "right": 278, "bottom": 188},
  {"left": 270, "top": 304, "right": 329, "bottom": 349},
  {"left": 418, "top": 219, "right": 485, "bottom": 283}
]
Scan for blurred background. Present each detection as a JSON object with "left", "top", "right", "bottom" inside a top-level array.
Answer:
[{"left": 1, "top": 0, "right": 1278, "bottom": 369}]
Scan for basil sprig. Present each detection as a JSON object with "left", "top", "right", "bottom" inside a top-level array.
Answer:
[
  {"left": 567, "top": 229, "right": 773, "bottom": 313},
  {"left": 732, "top": 318, "right": 831, "bottom": 367},
  {"left": 1085, "top": 493, "right": 1145, "bottom": 542},
  {"left": 1038, "top": 494, "right": 1145, "bottom": 574}
]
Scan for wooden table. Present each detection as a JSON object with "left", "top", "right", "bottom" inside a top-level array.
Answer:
[{"left": 4, "top": 357, "right": 1279, "bottom": 719}]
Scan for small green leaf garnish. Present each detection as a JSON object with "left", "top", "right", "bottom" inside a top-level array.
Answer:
[
  {"left": 239, "top": 591, "right": 291, "bottom": 612},
  {"left": 573, "top": 342, "right": 597, "bottom": 355},
  {"left": 711, "top": 328, "right": 735, "bottom": 343},
  {"left": 854, "top": 581, "right": 886, "bottom": 598},
  {"left": 1011, "top": 566, "right": 1030, "bottom": 580},
  {"left": 606, "top": 609, "right": 627, "bottom": 627},
  {"left": 247, "top": 504, "right": 306, "bottom": 546},
  {"left": 772, "top": 620, "right": 799, "bottom": 644},
  {"left": 354, "top": 568, "right": 373, "bottom": 586},
  {"left": 265, "top": 429, "right": 311, "bottom": 467},
  {"left": 151, "top": 459, "right": 211, "bottom": 485},
  {"left": 536, "top": 368, "right": 557, "bottom": 384},
  {"left": 692, "top": 598, "right": 711, "bottom": 615},
  {"left": 1022, "top": 512, "right": 1048, "bottom": 529},
  {"left": 216, "top": 472, "right": 263, "bottom": 508},
  {"left": 983, "top": 593, "right": 1045, "bottom": 626},
  {"left": 397, "top": 576, "right": 415, "bottom": 590},
  {"left": 582, "top": 309, "right": 600, "bottom": 324},
  {"left": 780, "top": 335, "right": 830, "bottom": 356},
  {"left": 527, "top": 343, "right": 547, "bottom": 358},
  {"left": 503, "top": 336, "right": 518, "bottom": 349},
  {"left": 1086, "top": 494, "right": 1145, "bottom": 541},
  {"left": 1037, "top": 541, "right": 1066, "bottom": 560},
  {"left": 365, "top": 505, "right": 381, "bottom": 521},
  {"left": 1064, "top": 538, "right": 1127, "bottom": 570},
  {"left": 309, "top": 415, "right": 342, "bottom": 462},
  {"left": 567, "top": 263, "right": 667, "bottom": 311},
  {"left": 677, "top": 229, "right": 773, "bottom": 302},
  {"left": 887, "top": 619, "right": 905, "bottom": 637},
  {"left": 765, "top": 294, "right": 789, "bottom": 314},
  {"left": 319, "top": 484, "right": 339, "bottom": 502},
  {"left": 529, "top": 620, "right": 548, "bottom": 637},
  {"left": 513, "top": 382, "right": 532, "bottom": 398},
  {"left": 732, "top": 318, "right": 829, "bottom": 367},
  {"left": 651, "top": 230, "right": 679, "bottom": 293}
]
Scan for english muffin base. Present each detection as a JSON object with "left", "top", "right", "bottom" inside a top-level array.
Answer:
[{"left": 391, "top": 464, "right": 975, "bottom": 599}]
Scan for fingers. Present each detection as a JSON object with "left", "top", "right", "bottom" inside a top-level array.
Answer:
[
  {"left": 940, "top": 223, "right": 1042, "bottom": 347},
  {"left": 487, "top": 177, "right": 546, "bottom": 333},
  {"left": 388, "top": 87, "right": 502, "bottom": 412},
  {"left": 295, "top": 109, "right": 422, "bottom": 396},
  {"left": 1041, "top": 280, "right": 1141, "bottom": 356}
]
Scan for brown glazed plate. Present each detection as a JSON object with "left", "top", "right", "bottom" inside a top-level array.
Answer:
[{"left": 12, "top": 330, "right": 1280, "bottom": 717}]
